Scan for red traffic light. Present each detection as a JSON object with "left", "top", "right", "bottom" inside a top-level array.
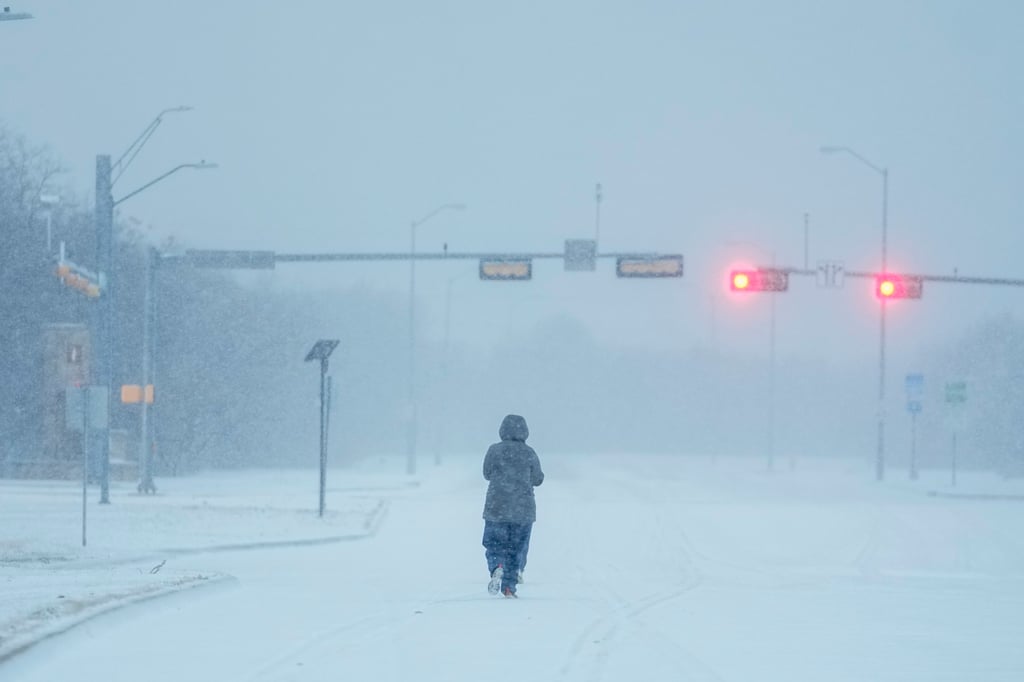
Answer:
[
  {"left": 875, "top": 274, "right": 923, "bottom": 299},
  {"left": 730, "top": 268, "right": 788, "bottom": 292}
]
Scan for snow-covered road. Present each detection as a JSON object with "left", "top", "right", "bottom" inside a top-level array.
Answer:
[{"left": 5, "top": 454, "right": 1024, "bottom": 681}]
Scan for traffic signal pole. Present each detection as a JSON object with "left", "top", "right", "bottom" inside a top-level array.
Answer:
[
  {"left": 138, "top": 247, "right": 157, "bottom": 494},
  {"left": 733, "top": 259, "right": 1024, "bottom": 482},
  {"left": 877, "top": 167, "right": 889, "bottom": 482}
]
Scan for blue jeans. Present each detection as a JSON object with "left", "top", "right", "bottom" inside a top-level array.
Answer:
[
  {"left": 482, "top": 521, "right": 532, "bottom": 592},
  {"left": 517, "top": 523, "right": 532, "bottom": 572}
]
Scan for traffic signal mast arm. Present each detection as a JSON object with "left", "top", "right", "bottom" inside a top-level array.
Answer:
[
  {"left": 730, "top": 266, "right": 1024, "bottom": 294},
  {"left": 180, "top": 248, "right": 683, "bottom": 269},
  {"left": 272, "top": 250, "right": 678, "bottom": 264},
  {"left": 847, "top": 271, "right": 1024, "bottom": 288}
]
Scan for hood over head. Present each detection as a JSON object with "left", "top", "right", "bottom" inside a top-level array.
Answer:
[{"left": 498, "top": 414, "right": 529, "bottom": 442}]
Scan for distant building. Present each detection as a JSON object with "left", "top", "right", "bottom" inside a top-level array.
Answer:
[{"left": 31, "top": 323, "right": 91, "bottom": 478}]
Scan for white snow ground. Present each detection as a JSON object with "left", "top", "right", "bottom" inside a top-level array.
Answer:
[{"left": 2, "top": 453, "right": 1023, "bottom": 681}]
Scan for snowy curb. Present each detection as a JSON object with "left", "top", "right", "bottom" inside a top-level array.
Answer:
[
  {"left": 156, "top": 497, "right": 391, "bottom": 556},
  {"left": 0, "top": 499, "right": 389, "bottom": 664},
  {"left": 927, "top": 491, "right": 1024, "bottom": 501},
  {"left": 0, "top": 571, "right": 234, "bottom": 664},
  {"left": 74, "top": 493, "right": 389, "bottom": 561}
]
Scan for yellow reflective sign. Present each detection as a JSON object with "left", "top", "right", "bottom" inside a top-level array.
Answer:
[
  {"left": 479, "top": 259, "right": 532, "bottom": 280},
  {"left": 121, "top": 384, "right": 155, "bottom": 404}
]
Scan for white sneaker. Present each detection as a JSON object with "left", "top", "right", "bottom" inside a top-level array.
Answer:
[{"left": 487, "top": 566, "right": 503, "bottom": 595}]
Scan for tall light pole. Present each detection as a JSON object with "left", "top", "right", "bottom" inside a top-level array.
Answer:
[
  {"left": 407, "top": 203, "right": 465, "bottom": 475},
  {"left": 821, "top": 145, "right": 889, "bottom": 481},
  {"left": 93, "top": 106, "right": 211, "bottom": 501}
]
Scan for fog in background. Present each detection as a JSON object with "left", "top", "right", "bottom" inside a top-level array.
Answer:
[{"left": 3, "top": 1, "right": 1023, "bottom": 474}]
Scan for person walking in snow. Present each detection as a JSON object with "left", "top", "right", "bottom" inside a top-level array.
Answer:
[{"left": 482, "top": 414, "right": 544, "bottom": 598}]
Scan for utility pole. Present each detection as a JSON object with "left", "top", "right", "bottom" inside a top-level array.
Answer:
[{"left": 94, "top": 155, "right": 113, "bottom": 504}]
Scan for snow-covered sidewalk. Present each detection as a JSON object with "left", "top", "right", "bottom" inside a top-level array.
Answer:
[{"left": 0, "top": 466, "right": 399, "bottom": 661}]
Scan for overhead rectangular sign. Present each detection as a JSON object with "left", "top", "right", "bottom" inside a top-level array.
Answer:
[
  {"left": 186, "top": 250, "right": 277, "bottom": 269},
  {"left": 616, "top": 255, "right": 683, "bottom": 278},
  {"left": 480, "top": 258, "right": 532, "bottom": 281}
]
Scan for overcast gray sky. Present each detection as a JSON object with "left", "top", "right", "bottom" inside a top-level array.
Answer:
[{"left": 3, "top": 0, "right": 1023, "bottom": 367}]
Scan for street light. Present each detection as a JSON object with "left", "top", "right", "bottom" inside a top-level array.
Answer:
[
  {"left": 820, "top": 144, "right": 889, "bottom": 481},
  {"left": 92, "top": 106, "right": 212, "bottom": 501},
  {"left": 114, "top": 161, "right": 217, "bottom": 206},
  {"left": 408, "top": 203, "right": 466, "bottom": 475}
]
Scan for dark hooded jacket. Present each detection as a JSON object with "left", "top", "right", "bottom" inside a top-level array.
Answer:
[{"left": 482, "top": 415, "right": 544, "bottom": 523}]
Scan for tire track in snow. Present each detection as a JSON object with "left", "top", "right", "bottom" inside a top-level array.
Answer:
[{"left": 555, "top": 461, "right": 715, "bottom": 681}]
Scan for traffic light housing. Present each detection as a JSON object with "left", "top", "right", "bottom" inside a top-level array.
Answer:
[
  {"left": 730, "top": 268, "right": 788, "bottom": 292},
  {"left": 875, "top": 274, "right": 923, "bottom": 299}
]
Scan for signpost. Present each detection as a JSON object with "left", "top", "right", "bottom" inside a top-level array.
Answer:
[
  {"left": 905, "top": 373, "right": 924, "bottom": 480},
  {"left": 66, "top": 385, "right": 109, "bottom": 546},
  {"left": 945, "top": 380, "right": 967, "bottom": 486},
  {"left": 305, "top": 340, "right": 339, "bottom": 517}
]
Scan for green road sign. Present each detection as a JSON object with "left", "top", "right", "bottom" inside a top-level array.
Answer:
[{"left": 945, "top": 381, "right": 967, "bottom": 404}]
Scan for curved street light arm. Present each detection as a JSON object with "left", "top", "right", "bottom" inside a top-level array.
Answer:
[
  {"left": 412, "top": 203, "right": 467, "bottom": 229},
  {"left": 819, "top": 145, "right": 885, "bottom": 176},
  {"left": 114, "top": 162, "right": 217, "bottom": 207},
  {"left": 112, "top": 106, "right": 194, "bottom": 185}
]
